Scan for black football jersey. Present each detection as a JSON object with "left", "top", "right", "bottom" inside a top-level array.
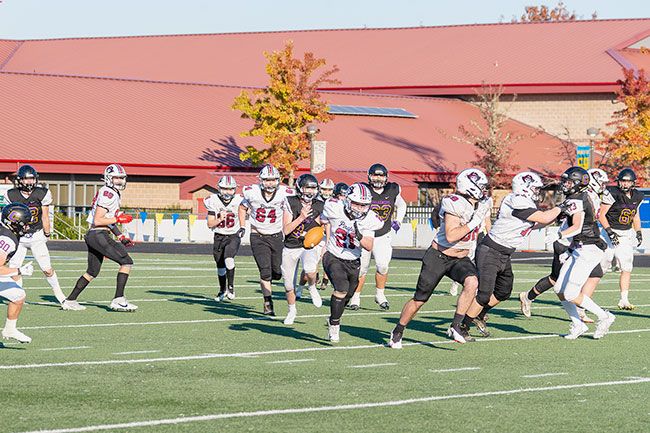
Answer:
[
  {"left": 605, "top": 186, "right": 644, "bottom": 230},
  {"left": 364, "top": 182, "right": 400, "bottom": 237},
  {"left": 0, "top": 225, "right": 19, "bottom": 261},
  {"left": 566, "top": 191, "right": 602, "bottom": 246},
  {"left": 6, "top": 187, "right": 50, "bottom": 234},
  {"left": 284, "top": 196, "right": 324, "bottom": 249}
]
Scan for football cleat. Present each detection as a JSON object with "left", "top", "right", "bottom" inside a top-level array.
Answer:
[
  {"left": 519, "top": 291, "right": 532, "bottom": 318},
  {"left": 375, "top": 291, "right": 390, "bottom": 311},
  {"left": 226, "top": 287, "right": 235, "bottom": 300},
  {"left": 263, "top": 300, "right": 276, "bottom": 317},
  {"left": 319, "top": 277, "right": 329, "bottom": 291},
  {"left": 309, "top": 286, "right": 323, "bottom": 308},
  {"left": 447, "top": 324, "right": 473, "bottom": 344},
  {"left": 449, "top": 282, "right": 460, "bottom": 297},
  {"left": 295, "top": 285, "right": 303, "bottom": 300},
  {"left": 593, "top": 312, "right": 615, "bottom": 339},
  {"left": 283, "top": 308, "right": 297, "bottom": 325},
  {"left": 2, "top": 329, "right": 31, "bottom": 343},
  {"left": 109, "top": 297, "right": 138, "bottom": 312},
  {"left": 577, "top": 307, "right": 594, "bottom": 324},
  {"left": 563, "top": 321, "right": 588, "bottom": 340},
  {"left": 61, "top": 299, "right": 86, "bottom": 311},
  {"left": 617, "top": 300, "right": 635, "bottom": 310},
  {"left": 472, "top": 318, "right": 490, "bottom": 337},
  {"left": 388, "top": 329, "right": 403, "bottom": 349},
  {"left": 215, "top": 291, "right": 226, "bottom": 302},
  {"left": 347, "top": 292, "right": 361, "bottom": 310},
  {"left": 328, "top": 323, "right": 340, "bottom": 343}
]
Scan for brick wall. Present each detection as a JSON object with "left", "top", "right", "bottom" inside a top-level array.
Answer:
[{"left": 120, "top": 181, "right": 192, "bottom": 210}]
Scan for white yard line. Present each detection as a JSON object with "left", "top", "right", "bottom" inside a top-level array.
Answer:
[
  {"left": 266, "top": 358, "right": 315, "bottom": 364},
  {"left": 3, "top": 328, "right": 650, "bottom": 371},
  {"left": 112, "top": 350, "right": 161, "bottom": 355},
  {"left": 17, "top": 377, "right": 650, "bottom": 433},
  {"left": 39, "top": 346, "right": 91, "bottom": 352},
  {"left": 428, "top": 367, "right": 481, "bottom": 373},
  {"left": 522, "top": 372, "right": 568, "bottom": 378},
  {"left": 348, "top": 363, "right": 397, "bottom": 368}
]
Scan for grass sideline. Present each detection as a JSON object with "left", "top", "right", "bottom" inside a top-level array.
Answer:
[{"left": 1, "top": 251, "right": 649, "bottom": 433}]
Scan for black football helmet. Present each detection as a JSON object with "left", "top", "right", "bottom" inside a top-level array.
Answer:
[
  {"left": 1, "top": 203, "right": 32, "bottom": 237},
  {"left": 367, "top": 163, "right": 388, "bottom": 189},
  {"left": 616, "top": 168, "right": 637, "bottom": 192},
  {"left": 14, "top": 165, "right": 39, "bottom": 192},
  {"left": 560, "top": 166, "right": 590, "bottom": 195},
  {"left": 333, "top": 182, "right": 349, "bottom": 199},
  {"left": 296, "top": 174, "right": 319, "bottom": 202}
]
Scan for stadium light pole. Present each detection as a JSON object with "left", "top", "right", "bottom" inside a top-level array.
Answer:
[{"left": 587, "top": 127, "right": 599, "bottom": 169}]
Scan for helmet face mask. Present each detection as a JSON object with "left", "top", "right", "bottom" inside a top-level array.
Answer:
[
  {"left": 367, "top": 163, "right": 388, "bottom": 189},
  {"left": 617, "top": 168, "right": 636, "bottom": 192},
  {"left": 1, "top": 203, "right": 32, "bottom": 237},
  {"left": 512, "top": 172, "right": 544, "bottom": 202},
  {"left": 560, "top": 166, "right": 590, "bottom": 195},
  {"left": 588, "top": 168, "right": 609, "bottom": 194},
  {"left": 296, "top": 174, "right": 319, "bottom": 202},
  {"left": 333, "top": 182, "right": 349, "bottom": 199},
  {"left": 104, "top": 164, "right": 127, "bottom": 191},
  {"left": 259, "top": 165, "right": 280, "bottom": 193},
  {"left": 456, "top": 168, "right": 488, "bottom": 200},
  {"left": 15, "top": 165, "right": 39, "bottom": 192},
  {"left": 344, "top": 183, "right": 372, "bottom": 220},
  {"left": 217, "top": 175, "right": 237, "bottom": 202},
  {"left": 319, "top": 178, "right": 334, "bottom": 199}
]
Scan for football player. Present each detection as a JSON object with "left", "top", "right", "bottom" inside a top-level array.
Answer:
[
  {"left": 462, "top": 172, "right": 565, "bottom": 337},
  {"left": 3, "top": 165, "right": 66, "bottom": 305},
  {"left": 348, "top": 163, "right": 406, "bottom": 311},
  {"left": 519, "top": 168, "right": 610, "bottom": 322},
  {"left": 320, "top": 183, "right": 383, "bottom": 342},
  {"left": 63, "top": 164, "right": 137, "bottom": 312},
  {"left": 239, "top": 164, "right": 292, "bottom": 316},
  {"left": 389, "top": 169, "right": 492, "bottom": 347},
  {"left": 0, "top": 203, "right": 35, "bottom": 343},
  {"left": 599, "top": 168, "right": 644, "bottom": 310},
  {"left": 205, "top": 175, "right": 243, "bottom": 302},
  {"left": 549, "top": 167, "right": 614, "bottom": 339},
  {"left": 318, "top": 178, "right": 334, "bottom": 201},
  {"left": 333, "top": 182, "right": 349, "bottom": 200},
  {"left": 281, "top": 174, "right": 324, "bottom": 325}
]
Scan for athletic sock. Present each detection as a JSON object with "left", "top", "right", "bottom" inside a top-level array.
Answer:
[
  {"left": 579, "top": 295, "right": 608, "bottom": 320},
  {"left": 530, "top": 276, "right": 553, "bottom": 300},
  {"left": 329, "top": 296, "right": 346, "bottom": 326},
  {"left": 561, "top": 300, "right": 582, "bottom": 325},
  {"left": 217, "top": 272, "right": 227, "bottom": 293},
  {"left": 226, "top": 268, "right": 235, "bottom": 289},
  {"left": 46, "top": 272, "right": 66, "bottom": 303},
  {"left": 477, "top": 305, "right": 492, "bottom": 321},
  {"left": 68, "top": 276, "right": 91, "bottom": 301},
  {"left": 3, "top": 318, "right": 17, "bottom": 332},
  {"left": 620, "top": 290, "right": 630, "bottom": 304},
  {"left": 349, "top": 291, "right": 361, "bottom": 305},
  {"left": 452, "top": 313, "right": 465, "bottom": 327},
  {"left": 114, "top": 272, "right": 129, "bottom": 299}
]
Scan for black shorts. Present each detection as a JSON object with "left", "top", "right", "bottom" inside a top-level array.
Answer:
[
  {"left": 414, "top": 247, "right": 477, "bottom": 302},
  {"left": 322, "top": 251, "right": 360, "bottom": 297},
  {"left": 475, "top": 243, "right": 514, "bottom": 305},
  {"left": 551, "top": 242, "right": 603, "bottom": 280},
  {"left": 250, "top": 232, "right": 283, "bottom": 281},
  {"left": 213, "top": 233, "right": 241, "bottom": 267},
  {"left": 84, "top": 229, "right": 133, "bottom": 277}
]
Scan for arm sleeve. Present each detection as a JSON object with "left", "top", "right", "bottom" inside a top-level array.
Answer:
[
  {"left": 394, "top": 187, "right": 407, "bottom": 222},
  {"left": 42, "top": 189, "right": 53, "bottom": 206},
  {"left": 511, "top": 208, "right": 538, "bottom": 221}
]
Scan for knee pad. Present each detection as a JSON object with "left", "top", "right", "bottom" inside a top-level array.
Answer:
[
  {"left": 86, "top": 264, "right": 102, "bottom": 279},
  {"left": 376, "top": 263, "right": 389, "bottom": 275},
  {"left": 224, "top": 257, "right": 235, "bottom": 270},
  {"left": 119, "top": 255, "right": 134, "bottom": 266},
  {"left": 259, "top": 268, "right": 272, "bottom": 281},
  {"left": 476, "top": 289, "right": 492, "bottom": 307},
  {"left": 494, "top": 289, "right": 512, "bottom": 302},
  {"left": 217, "top": 267, "right": 227, "bottom": 277},
  {"left": 271, "top": 271, "right": 282, "bottom": 281}
]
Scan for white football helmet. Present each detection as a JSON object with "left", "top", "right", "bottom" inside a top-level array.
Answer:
[
  {"left": 104, "top": 164, "right": 127, "bottom": 191},
  {"left": 588, "top": 168, "right": 609, "bottom": 194},
  {"left": 258, "top": 164, "right": 280, "bottom": 193},
  {"left": 217, "top": 175, "right": 237, "bottom": 201},
  {"left": 456, "top": 168, "right": 488, "bottom": 200},
  {"left": 512, "top": 171, "right": 544, "bottom": 201},
  {"left": 319, "top": 178, "right": 335, "bottom": 199},
  {"left": 345, "top": 183, "right": 372, "bottom": 220}
]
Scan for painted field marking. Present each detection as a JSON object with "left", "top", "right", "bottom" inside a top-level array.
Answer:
[
  {"left": 428, "top": 367, "right": 481, "bottom": 373},
  {"left": 39, "top": 346, "right": 91, "bottom": 352},
  {"left": 348, "top": 363, "right": 397, "bottom": 369},
  {"left": 112, "top": 350, "right": 161, "bottom": 355},
  {"left": 266, "top": 358, "right": 315, "bottom": 365},
  {"left": 522, "top": 372, "right": 568, "bottom": 379}
]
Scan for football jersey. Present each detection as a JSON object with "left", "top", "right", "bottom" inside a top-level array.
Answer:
[
  {"left": 284, "top": 196, "right": 324, "bottom": 249},
  {"left": 242, "top": 184, "right": 293, "bottom": 235},
  {"left": 5, "top": 187, "right": 52, "bottom": 234},
  {"left": 564, "top": 191, "right": 601, "bottom": 245},
  {"left": 488, "top": 193, "right": 538, "bottom": 250},
  {"left": 86, "top": 186, "right": 121, "bottom": 226},
  {"left": 604, "top": 186, "right": 644, "bottom": 230},
  {"left": 435, "top": 194, "right": 488, "bottom": 251},
  {"left": 0, "top": 226, "right": 19, "bottom": 282},
  {"left": 364, "top": 182, "right": 402, "bottom": 237},
  {"left": 321, "top": 198, "right": 383, "bottom": 260},
  {"left": 204, "top": 194, "right": 243, "bottom": 235}
]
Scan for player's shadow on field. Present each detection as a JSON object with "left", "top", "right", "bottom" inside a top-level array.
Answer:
[
  {"left": 229, "top": 322, "right": 329, "bottom": 345},
  {"left": 37, "top": 295, "right": 67, "bottom": 308},
  {"left": 0, "top": 342, "right": 26, "bottom": 350},
  {"left": 147, "top": 289, "right": 266, "bottom": 319}
]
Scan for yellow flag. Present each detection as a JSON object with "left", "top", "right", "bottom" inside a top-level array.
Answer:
[
  {"left": 155, "top": 213, "right": 164, "bottom": 225},
  {"left": 410, "top": 219, "right": 418, "bottom": 232},
  {"left": 188, "top": 214, "right": 197, "bottom": 227}
]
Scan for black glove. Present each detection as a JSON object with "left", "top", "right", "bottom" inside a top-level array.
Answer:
[
  {"left": 237, "top": 227, "right": 246, "bottom": 238},
  {"left": 637, "top": 230, "right": 643, "bottom": 247},
  {"left": 557, "top": 200, "right": 570, "bottom": 215},
  {"left": 353, "top": 222, "right": 363, "bottom": 241},
  {"left": 606, "top": 228, "right": 619, "bottom": 246}
]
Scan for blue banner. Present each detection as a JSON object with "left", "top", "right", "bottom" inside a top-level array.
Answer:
[{"left": 576, "top": 145, "right": 591, "bottom": 169}]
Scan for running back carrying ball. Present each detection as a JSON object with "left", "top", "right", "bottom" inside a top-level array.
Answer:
[{"left": 303, "top": 226, "right": 325, "bottom": 249}]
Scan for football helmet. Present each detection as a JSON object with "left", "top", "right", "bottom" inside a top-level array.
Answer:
[
  {"left": 368, "top": 163, "right": 388, "bottom": 189},
  {"left": 560, "top": 166, "right": 590, "bottom": 195},
  {"left": 217, "top": 175, "right": 237, "bottom": 201},
  {"left": 14, "top": 165, "right": 39, "bottom": 192},
  {"left": 456, "top": 168, "right": 488, "bottom": 200},
  {"left": 319, "top": 178, "right": 335, "bottom": 199},
  {"left": 616, "top": 168, "right": 636, "bottom": 192},
  {"left": 587, "top": 168, "right": 609, "bottom": 194},
  {"left": 333, "top": 182, "right": 349, "bottom": 199},
  {"left": 296, "top": 174, "right": 319, "bottom": 202},
  {"left": 512, "top": 172, "right": 544, "bottom": 201},
  {"left": 345, "top": 183, "right": 372, "bottom": 220},
  {"left": 258, "top": 164, "right": 280, "bottom": 193},
  {"left": 104, "top": 164, "right": 127, "bottom": 191},
  {"left": 1, "top": 203, "right": 32, "bottom": 237}
]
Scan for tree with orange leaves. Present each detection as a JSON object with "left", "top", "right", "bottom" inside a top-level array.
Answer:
[
  {"left": 513, "top": 2, "right": 596, "bottom": 22},
  {"left": 232, "top": 41, "right": 340, "bottom": 185},
  {"left": 597, "top": 68, "right": 650, "bottom": 184}
]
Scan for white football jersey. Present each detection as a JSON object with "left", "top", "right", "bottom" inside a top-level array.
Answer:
[
  {"left": 488, "top": 193, "right": 538, "bottom": 250},
  {"left": 86, "top": 186, "right": 121, "bottom": 226},
  {"left": 0, "top": 230, "right": 17, "bottom": 283},
  {"left": 321, "top": 198, "right": 383, "bottom": 260},
  {"left": 204, "top": 194, "right": 243, "bottom": 235},
  {"left": 435, "top": 194, "right": 487, "bottom": 250},
  {"left": 242, "top": 184, "right": 294, "bottom": 235}
]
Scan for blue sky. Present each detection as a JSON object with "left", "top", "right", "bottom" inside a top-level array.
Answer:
[{"left": 0, "top": 0, "right": 647, "bottom": 39}]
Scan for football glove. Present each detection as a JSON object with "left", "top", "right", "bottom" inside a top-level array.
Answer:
[
  {"left": 115, "top": 211, "right": 133, "bottom": 224},
  {"left": 237, "top": 227, "right": 246, "bottom": 238},
  {"left": 19, "top": 261, "right": 34, "bottom": 277},
  {"left": 605, "top": 228, "right": 619, "bottom": 246},
  {"left": 353, "top": 221, "right": 364, "bottom": 241},
  {"left": 118, "top": 234, "right": 135, "bottom": 247},
  {"left": 391, "top": 221, "right": 401, "bottom": 233},
  {"left": 637, "top": 230, "right": 643, "bottom": 247}
]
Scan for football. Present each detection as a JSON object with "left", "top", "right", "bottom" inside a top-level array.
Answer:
[{"left": 303, "top": 226, "right": 325, "bottom": 249}]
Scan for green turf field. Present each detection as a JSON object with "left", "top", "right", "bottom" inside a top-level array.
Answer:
[{"left": 1, "top": 251, "right": 649, "bottom": 433}]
